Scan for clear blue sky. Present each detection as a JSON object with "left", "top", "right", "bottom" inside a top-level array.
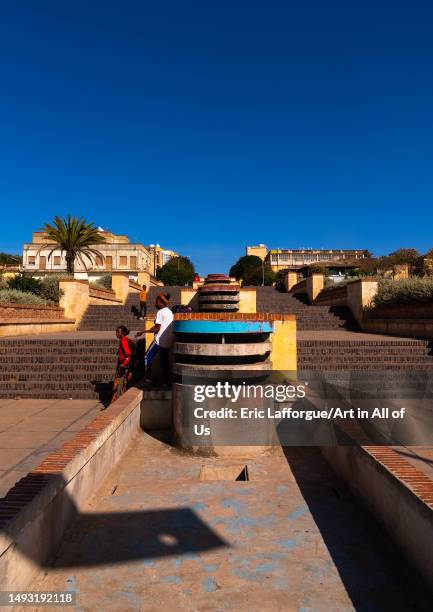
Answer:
[{"left": 1, "top": 1, "right": 433, "bottom": 274}]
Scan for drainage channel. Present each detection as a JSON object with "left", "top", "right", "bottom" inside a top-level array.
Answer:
[{"left": 199, "top": 464, "right": 249, "bottom": 481}]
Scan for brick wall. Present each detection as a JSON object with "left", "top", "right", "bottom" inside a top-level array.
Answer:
[{"left": 0, "top": 303, "right": 65, "bottom": 320}]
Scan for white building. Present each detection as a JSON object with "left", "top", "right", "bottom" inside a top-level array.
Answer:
[{"left": 22, "top": 229, "right": 152, "bottom": 282}]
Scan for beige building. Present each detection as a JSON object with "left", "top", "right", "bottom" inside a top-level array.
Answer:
[
  {"left": 246, "top": 245, "right": 366, "bottom": 272},
  {"left": 146, "top": 244, "right": 179, "bottom": 276},
  {"left": 22, "top": 229, "right": 152, "bottom": 281},
  {"left": 265, "top": 248, "right": 365, "bottom": 272},
  {"left": 246, "top": 244, "right": 267, "bottom": 260}
]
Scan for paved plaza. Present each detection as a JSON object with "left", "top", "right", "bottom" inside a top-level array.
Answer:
[
  {"left": 27, "top": 432, "right": 431, "bottom": 611},
  {"left": 0, "top": 399, "right": 101, "bottom": 496}
]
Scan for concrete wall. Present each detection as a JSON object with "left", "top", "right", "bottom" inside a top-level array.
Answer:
[
  {"left": 0, "top": 388, "right": 143, "bottom": 591},
  {"left": 284, "top": 272, "right": 299, "bottom": 292},
  {"left": 270, "top": 316, "right": 297, "bottom": 371},
  {"left": 0, "top": 319, "right": 75, "bottom": 338},
  {"left": 181, "top": 288, "right": 199, "bottom": 311},
  {"left": 59, "top": 279, "right": 90, "bottom": 325},
  {"left": 140, "top": 390, "right": 172, "bottom": 431},
  {"left": 137, "top": 271, "right": 162, "bottom": 288},
  {"left": 306, "top": 274, "right": 324, "bottom": 304},
  {"left": 346, "top": 278, "right": 378, "bottom": 325},
  {"left": 238, "top": 288, "right": 256, "bottom": 313},
  {"left": 321, "top": 445, "right": 433, "bottom": 590},
  {"left": 60, "top": 279, "right": 122, "bottom": 328},
  {"left": 111, "top": 272, "right": 130, "bottom": 302}
]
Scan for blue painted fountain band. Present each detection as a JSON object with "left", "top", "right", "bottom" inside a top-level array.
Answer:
[{"left": 174, "top": 320, "right": 274, "bottom": 334}]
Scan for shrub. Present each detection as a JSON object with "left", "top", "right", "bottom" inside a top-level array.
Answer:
[
  {"left": 7, "top": 273, "right": 41, "bottom": 294},
  {"left": 93, "top": 274, "right": 112, "bottom": 290},
  {"left": 308, "top": 264, "right": 326, "bottom": 275},
  {"left": 0, "top": 289, "right": 51, "bottom": 305},
  {"left": 91, "top": 282, "right": 110, "bottom": 291},
  {"left": 39, "top": 276, "right": 65, "bottom": 303},
  {"left": 324, "top": 277, "right": 363, "bottom": 289},
  {"left": 373, "top": 277, "right": 433, "bottom": 306}
]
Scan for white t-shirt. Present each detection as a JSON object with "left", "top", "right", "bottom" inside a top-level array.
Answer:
[{"left": 155, "top": 307, "right": 174, "bottom": 347}]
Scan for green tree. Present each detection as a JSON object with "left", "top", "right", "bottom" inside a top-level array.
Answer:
[
  {"left": 39, "top": 215, "right": 106, "bottom": 274},
  {"left": 230, "top": 255, "right": 276, "bottom": 286},
  {"left": 230, "top": 255, "right": 263, "bottom": 281},
  {"left": 156, "top": 256, "right": 195, "bottom": 286},
  {"left": 245, "top": 265, "right": 276, "bottom": 286},
  {"left": 0, "top": 253, "right": 22, "bottom": 264},
  {"left": 384, "top": 248, "right": 420, "bottom": 266}
]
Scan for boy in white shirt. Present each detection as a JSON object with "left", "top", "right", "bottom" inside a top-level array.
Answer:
[{"left": 136, "top": 293, "right": 173, "bottom": 387}]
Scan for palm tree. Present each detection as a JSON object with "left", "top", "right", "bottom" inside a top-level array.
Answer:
[{"left": 39, "top": 215, "right": 106, "bottom": 274}]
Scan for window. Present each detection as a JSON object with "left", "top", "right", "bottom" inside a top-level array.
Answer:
[
  {"left": 54, "top": 256, "right": 61, "bottom": 265},
  {"left": 119, "top": 256, "right": 127, "bottom": 267},
  {"left": 28, "top": 256, "right": 35, "bottom": 265},
  {"left": 106, "top": 256, "right": 113, "bottom": 269},
  {"left": 130, "top": 256, "right": 137, "bottom": 269},
  {"left": 39, "top": 256, "right": 46, "bottom": 270},
  {"left": 95, "top": 255, "right": 104, "bottom": 267}
]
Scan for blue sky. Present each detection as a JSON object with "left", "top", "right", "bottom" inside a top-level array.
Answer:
[{"left": 1, "top": 1, "right": 433, "bottom": 274}]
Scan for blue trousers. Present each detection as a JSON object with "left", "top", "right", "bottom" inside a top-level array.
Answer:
[{"left": 145, "top": 342, "right": 171, "bottom": 384}]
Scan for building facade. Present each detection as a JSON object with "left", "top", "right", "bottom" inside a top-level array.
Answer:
[
  {"left": 266, "top": 248, "right": 365, "bottom": 272},
  {"left": 246, "top": 244, "right": 267, "bottom": 260},
  {"left": 22, "top": 230, "right": 152, "bottom": 281},
  {"left": 246, "top": 245, "right": 366, "bottom": 272},
  {"left": 146, "top": 244, "right": 179, "bottom": 276}
]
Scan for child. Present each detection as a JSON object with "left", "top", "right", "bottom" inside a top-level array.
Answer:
[
  {"left": 139, "top": 285, "right": 147, "bottom": 320},
  {"left": 136, "top": 293, "right": 173, "bottom": 387},
  {"left": 111, "top": 325, "right": 132, "bottom": 403}
]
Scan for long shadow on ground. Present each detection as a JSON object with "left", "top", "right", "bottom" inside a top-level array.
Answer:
[{"left": 282, "top": 446, "right": 432, "bottom": 611}]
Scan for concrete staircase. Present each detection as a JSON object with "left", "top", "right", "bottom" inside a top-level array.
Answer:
[
  {"left": 0, "top": 337, "right": 120, "bottom": 400},
  {"left": 0, "top": 288, "right": 178, "bottom": 401},
  {"left": 298, "top": 336, "right": 433, "bottom": 371},
  {"left": 256, "top": 286, "right": 358, "bottom": 330},
  {"left": 78, "top": 294, "right": 142, "bottom": 331}
]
